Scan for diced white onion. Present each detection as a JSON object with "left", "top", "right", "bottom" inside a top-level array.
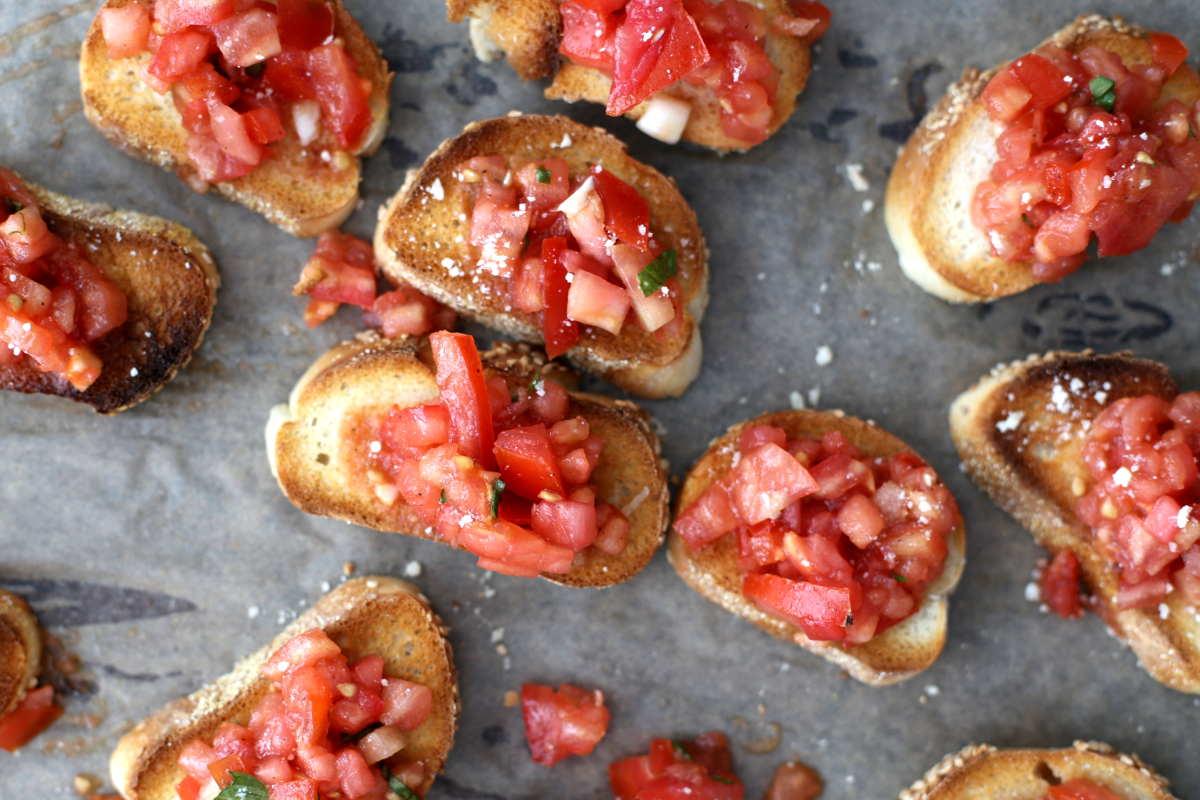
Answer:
[
  {"left": 293, "top": 100, "right": 322, "bottom": 146},
  {"left": 636, "top": 95, "right": 691, "bottom": 144},
  {"left": 557, "top": 176, "right": 597, "bottom": 216},
  {"left": 358, "top": 724, "right": 409, "bottom": 764}
]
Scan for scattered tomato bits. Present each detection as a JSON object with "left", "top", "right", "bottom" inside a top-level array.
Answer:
[
  {"left": 520, "top": 683, "right": 610, "bottom": 766},
  {"left": 1039, "top": 549, "right": 1084, "bottom": 619},
  {"left": 0, "top": 167, "right": 127, "bottom": 391},
  {"left": 99, "top": 0, "right": 375, "bottom": 183},
  {"left": 0, "top": 686, "right": 63, "bottom": 753},
  {"left": 764, "top": 759, "right": 823, "bottom": 800},
  {"left": 610, "top": 731, "right": 743, "bottom": 800},
  {"left": 975, "top": 31, "right": 1200, "bottom": 281},
  {"left": 676, "top": 424, "right": 959, "bottom": 644},
  {"left": 294, "top": 230, "right": 456, "bottom": 335},
  {"left": 1074, "top": 392, "right": 1200, "bottom": 611},
  {"left": 174, "top": 629, "right": 431, "bottom": 800}
]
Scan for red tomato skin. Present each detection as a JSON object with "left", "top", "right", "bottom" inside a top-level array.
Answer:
[
  {"left": 278, "top": 0, "right": 336, "bottom": 50},
  {"left": 429, "top": 331, "right": 496, "bottom": 470},
  {"left": 1040, "top": 549, "right": 1083, "bottom": 619},
  {"left": 522, "top": 684, "right": 611, "bottom": 766},
  {"left": 590, "top": 166, "right": 650, "bottom": 250},
  {"left": 306, "top": 44, "right": 372, "bottom": 149},
  {"left": 788, "top": 0, "right": 830, "bottom": 41},
  {"left": 1149, "top": 32, "right": 1189, "bottom": 76},
  {"left": 540, "top": 237, "right": 579, "bottom": 359},
  {"left": 532, "top": 498, "right": 598, "bottom": 550},
  {"left": 0, "top": 686, "right": 62, "bottom": 752},
  {"left": 1049, "top": 779, "right": 1126, "bottom": 800},
  {"left": 495, "top": 424, "right": 567, "bottom": 500},
  {"left": 743, "top": 573, "right": 851, "bottom": 641},
  {"left": 608, "top": 0, "right": 710, "bottom": 116},
  {"left": 674, "top": 482, "right": 740, "bottom": 549},
  {"left": 499, "top": 491, "right": 535, "bottom": 525}
]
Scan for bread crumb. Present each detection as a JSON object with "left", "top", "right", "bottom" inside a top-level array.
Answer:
[
  {"left": 73, "top": 774, "right": 102, "bottom": 796},
  {"left": 504, "top": 690, "right": 519, "bottom": 707},
  {"left": 496, "top": 643, "right": 509, "bottom": 656},
  {"left": 843, "top": 163, "right": 869, "bottom": 192},
  {"left": 344, "top": 562, "right": 355, "bottom": 575}
]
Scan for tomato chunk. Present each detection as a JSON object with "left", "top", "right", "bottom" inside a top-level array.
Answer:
[
  {"left": 495, "top": 424, "right": 566, "bottom": 500},
  {"left": 522, "top": 683, "right": 610, "bottom": 766},
  {"left": 0, "top": 686, "right": 61, "bottom": 752},
  {"left": 430, "top": 332, "right": 496, "bottom": 470},
  {"left": 608, "top": 0, "right": 710, "bottom": 116},
  {"left": 743, "top": 573, "right": 852, "bottom": 641}
]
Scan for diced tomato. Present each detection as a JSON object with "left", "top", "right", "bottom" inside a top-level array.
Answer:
[
  {"left": 743, "top": 573, "right": 852, "bottom": 641},
  {"left": 459, "top": 519, "right": 575, "bottom": 575},
  {"left": 212, "top": 8, "right": 282, "bottom": 68},
  {"left": 380, "top": 678, "right": 433, "bottom": 730},
  {"left": 1009, "top": 54, "right": 1073, "bottom": 110},
  {"left": 1149, "top": 32, "right": 1189, "bottom": 77},
  {"left": 430, "top": 332, "right": 496, "bottom": 469},
  {"left": 495, "top": 424, "right": 566, "bottom": 500},
  {"left": 269, "top": 778, "right": 319, "bottom": 800},
  {"left": 146, "top": 30, "right": 216, "bottom": 86},
  {"left": 0, "top": 686, "right": 61, "bottom": 752},
  {"left": 307, "top": 44, "right": 373, "bottom": 150},
  {"left": 522, "top": 683, "right": 610, "bottom": 766},
  {"left": 611, "top": 243, "right": 676, "bottom": 332},
  {"left": 541, "top": 237, "right": 579, "bottom": 359},
  {"left": 155, "top": 0, "right": 236, "bottom": 33},
  {"left": 532, "top": 497, "right": 598, "bottom": 550},
  {"left": 590, "top": 166, "right": 650, "bottom": 250},
  {"left": 515, "top": 159, "right": 570, "bottom": 212},
  {"left": 381, "top": 404, "right": 451, "bottom": 453},
  {"left": 982, "top": 68, "right": 1033, "bottom": 123},
  {"left": 243, "top": 107, "right": 287, "bottom": 144},
  {"left": 1049, "top": 779, "right": 1126, "bottom": 800},
  {"left": 499, "top": 491, "right": 535, "bottom": 526},
  {"left": 559, "top": 0, "right": 618, "bottom": 70},
  {"left": 262, "top": 629, "right": 342, "bottom": 681},
  {"left": 208, "top": 97, "right": 267, "bottom": 165},
  {"left": 611, "top": 733, "right": 743, "bottom": 800},
  {"left": 263, "top": 50, "right": 317, "bottom": 101},
  {"left": 278, "top": 0, "right": 336, "bottom": 50},
  {"left": 725, "top": 443, "right": 819, "bottom": 525},
  {"left": 608, "top": 0, "right": 710, "bottom": 116},
  {"left": 674, "top": 482, "right": 739, "bottom": 549},
  {"left": 294, "top": 255, "right": 375, "bottom": 311},
  {"left": 1040, "top": 549, "right": 1083, "bottom": 619},
  {"left": 100, "top": 3, "right": 151, "bottom": 58},
  {"left": 787, "top": 0, "right": 830, "bottom": 42},
  {"left": 566, "top": 270, "right": 630, "bottom": 335}
]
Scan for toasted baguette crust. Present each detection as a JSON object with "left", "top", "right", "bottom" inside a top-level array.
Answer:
[
  {"left": 0, "top": 179, "right": 218, "bottom": 413},
  {"left": 885, "top": 15, "right": 1200, "bottom": 303},
  {"left": 109, "top": 576, "right": 459, "bottom": 800},
  {"left": 450, "top": 0, "right": 810, "bottom": 151},
  {"left": 950, "top": 350, "right": 1200, "bottom": 692},
  {"left": 0, "top": 589, "right": 41, "bottom": 719},
  {"left": 668, "top": 410, "right": 966, "bottom": 685},
  {"left": 901, "top": 742, "right": 1175, "bottom": 800},
  {"left": 267, "top": 333, "right": 670, "bottom": 588},
  {"left": 374, "top": 114, "right": 708, "bottom": 399},
  {"left": 80, "top": 0, "right": 392, "bottom": 237}
]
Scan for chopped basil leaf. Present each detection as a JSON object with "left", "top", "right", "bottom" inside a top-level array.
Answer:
[
  {"left": 528, "top": 370, "right": 542, "bottom": 392},
  {"left": 1138, "top": 29, "right": 1151, "bottom": 41},
  {"left": 712, "top": 776, "right": 736, "bottom": 785},
  {"left": 6, "top": 199, "right": 23, "bottom": 214},
  {"left": 1090, "top": 75, "right": 1116, "bottom": 113},
  {"left": 1021, "top": 213, "right": 1034, "bottom": 228},
  {"left": 381, "top": 765, "right": 421, "bottom": 800},
  {"left": 637, "top": 249, "right": 678, "bottom": 297},
  {"left": 246, "top": 62, "right": 264, "bottom": 76},
  {"left": 536, "top": 164, "right": 552, "bottom": 184},
  {"left": 893, "top": 572, "right": 908, "bottom": 582},
  {"left": 7, "top": 211, "right": 25, "bottom": 235},
  {"left": 439, "top": 488, "right": 447, "bottom": 504},
  {"left": 671, "top": 741, "right": 694, "bottom": 760},
  {"left": 492, "top": 479, "right": 505, "bottom": 518},
  {"left": 510, "top": 389, "right": 519, "bottom": 402},
  {"left": 214, "top": 772, "right": 269, "bottom": 800}
]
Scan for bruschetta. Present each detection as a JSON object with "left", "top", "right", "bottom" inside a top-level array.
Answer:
[
  {"left": 81, "top": 0, "right": 392, "bottom": 237},
  {"left": 669, "top": 410, "right": 966, "bottom": 685},
  {"left": 374, "top": 113, "right": 707, "bottom": 399},
  {"left": 0, "top": 167, "right": 218, "bottom": 413},
  {"left": 886, "top": 15, "right": 1200, "bottom": 302},
  {"left": 951, "top": 350, "right": 1200, "bottom": 693},
  {"left": 448, "top": 0, "right": 828, "bottom": 150},
  {"left": 267, "top": 332, "right": 669, "bottom": 588},
  {"left": 0, "top": 588, "right": 60, "bottom": 753},
  {"left": 109, "top": 576, "right": 459, "bottom": 800},
  {"left": 901, "top": 742, "right": 1176, "bottom": 800}
]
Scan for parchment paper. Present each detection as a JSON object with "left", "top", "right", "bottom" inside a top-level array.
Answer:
[{"left": 3, "top": 1, "right": 1200, "bottom": 798}]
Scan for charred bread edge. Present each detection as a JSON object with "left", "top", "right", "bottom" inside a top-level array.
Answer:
[
  {"left": 900, "top": 742, "right": 1175, "bottom": 800},
  {"left": 949, "top": 350, "right": 1200, "bottom": 693},
  {"left": 668, "top": 409, "right": 966, "bottom": 686},
  {"left": 0, "top": 588, "right": 42, "bottom": 719},
  {"left": 109, "top": 576, "right": 459, "bottom": 800},
  {"left": 266, "top": 332, "right": 670, "bottom": 588}
]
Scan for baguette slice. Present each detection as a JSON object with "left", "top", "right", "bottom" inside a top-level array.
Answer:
[
  {"left": 1, "top": 179, "right": 219, "bottom": 413},
  {"left": 80, "top": 0, "right": 392, "bottom": 238},
  {"left": 901, "top": 742, "right": 1176, "bottom": 800},
  {"left": 885, "top": 15, "right": 1200, "bottom": 303},
  {"left": 447, "top": 0, "right": 811, "bottom": 152},
  {"left": 668, "top": 410, "right": 966, "bottom": 685},
  {"left": 950, "top": 350, "right": 1200, "bottom": 692},
  {"left": 267, "top": 333, "right": 670, "bottom": 588},
  {"left": 0, "top": 589, "right": 42, "bottom": 720},
  {"left": 110, "top": 576, "right": 459, "bottom": 800},
  {"left": 375, "top": 113, "right": 708, "bottom": 399}
]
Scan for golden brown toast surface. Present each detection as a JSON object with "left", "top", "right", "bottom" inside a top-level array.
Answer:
[
  {"left": 80, "top": 0, "right": 392, "bottom": 237},
  {"left": 0, "top": 181, "right": 219, "bottom": 414},
  {"left": 950, "top": 351, "right": 1200, "bottom": 692},
  {"left": 885, "top": 15, "right": 1200, "bottom": 303},
  {"left": 375, "top": 113, "right": 708, "bottom": 398},
  {"left": 0, "top": 589, "right": 41, "bottom": 719},
  {"left": 109, "top": 576, "right": 459, "bottom": 800},
  {"left": 668, "top": 410, "right": 966, "bottom": 685},
  {"left": 268, "top": 333, "right": 669, "bottom": 588},
  {"left": 901, "top": 742, "right": 1176, "bottom": 800}
]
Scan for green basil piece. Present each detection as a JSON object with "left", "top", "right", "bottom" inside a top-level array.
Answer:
[
  {"left": 893, "top": 572, "right": 908, "bottom": 582},
  {"left": 492, "top": 479, "right": 505, "bottom": 518},
  {"left": 528, "top": 370, "right": 542, "bottom": 392},
  {"left": 214, "top": 772, "right": 269, "bottom": 800},
  {"left": 671, "top": 741, "right": 694, "bottom": 760},
  {"left": 1089, "top": 75, "right": 1116, "bottom": 113},
  {"left": 381, "top": 765, "right": 421, "bottom": 800},
  {"left": 439, "top": 488, "right": 447, "bottom": 504},
  {"left": 637, "top": 249, "right": 678, "bottom": 297},
  {"left": 1021, "top": 213, "right": 1034, "bottom": 228},
  {"left": 6, "top": 199, "right": 23, "bottom": 214},
  {"left": 712, "top": 776, "right": 736, "bottom": 785},
  {"left": 536, "top": 165, "right": 552, "bottom": 184},
  {"left": 246, "top": 62, "right": 264, "bottom": 76}
]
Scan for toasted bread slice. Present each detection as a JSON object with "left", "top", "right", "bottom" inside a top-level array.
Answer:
[
  {"left": 374, "top": 113, "right": 708, "bottom": 399},
  {"left": 667, "top": 410, "right": 966, "bottom": 685},
  {"left": 448, "top": 0, "right": 811, "bottom": 151},
  {"left": 110, "top": 576, "right": 459, "bottom": 800},
  {"left": 0, "top": 589, "right": 41, "bottom": 720},
  {"left": 0, "top": 178, "right": 218, "bottom": 413},
  {"left": 80, "top": 0, "right": 392, "bottom": 238},
  {"left": 901, "top": 742, "right": 1176, "bottom": 800},
  {"left": 950, "top": 350, "right": 1200, "bottom": 692},
  {"left": 267, "top": 333, "right": 670, "bottom": 588},
  {"left": 885, "top": 15, "right": 1200, "bottom": 303}
]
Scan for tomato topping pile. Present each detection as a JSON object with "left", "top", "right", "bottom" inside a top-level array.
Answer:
[
  {"left": 610, "top": 731, "right": 743, "bottom": 800},
  {"left": 974, "top": 33, "right": 1200, "bottom": 282},
  {"left": 0, "top": 686, "right": 62, "bottom": 753},
  {"left": 174, "top": 629, "right": 431, "bottom": 800},
  {"left": 558, "top": 0, "right": 829, "bottom": 144},
  {"left": 294, "top": 230, "right": 456, "bottom": 336},
  {"left": 520, "top": 683, "right": 610, "bottom": 766},
  {"left": 99, "top": 0, "right": 374, "bottom": 183},
  {"left": 0, "top": 167, "right": 127, "bottom": 391},
  {"left": 458, "top": 157, "right": 680, "bottom": 359},
  {"left": 1074, "top": 391, "right": 1200, "bottom": 612},
  {"left": 675, "top": 425, "right": 959, "bottom": 644},
  {"left": 362, "top": 332, "right": 631, "bottom": 577},
  {"left": 1047, "top": 778, "right": 1124, "bottom": 800}
]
